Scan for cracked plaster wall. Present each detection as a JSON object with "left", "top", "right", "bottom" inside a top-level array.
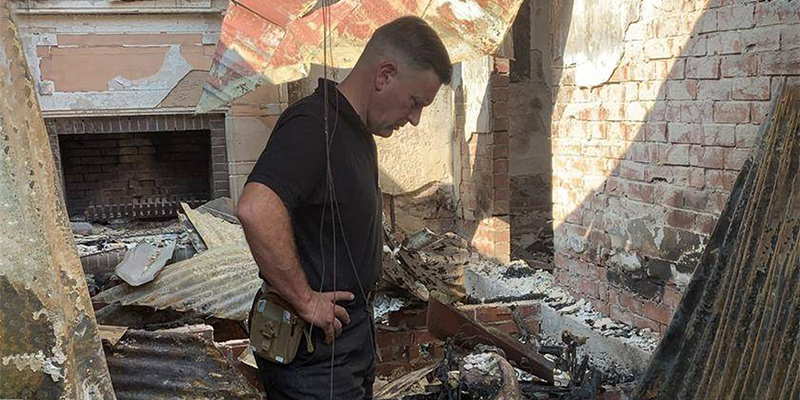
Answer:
[{"left": 12, "top": 1, "right": 292, "bottom": 202}]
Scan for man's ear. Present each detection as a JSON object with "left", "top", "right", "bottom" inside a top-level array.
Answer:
[{"left": 375, "top": 61, "right": 397, "bottom": 92}]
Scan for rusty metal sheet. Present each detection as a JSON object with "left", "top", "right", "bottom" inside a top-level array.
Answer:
[
  {"left": 634, "top": 84, "right": 800, "bottom": 400},
  {"left": 93, "top": 245, "right": 260, "bottom": 321},
  {"left": 0, "top": 4, "right": 116, "bottom": 399},
  {"left": 426, "top": 295, "right": 554, "bottom": 383},
  {"left": 196, "top": 0, "right": 524, "bottom": 113},
  {"left": 104, "top": 327, "right": 261, "bottom": 400}
]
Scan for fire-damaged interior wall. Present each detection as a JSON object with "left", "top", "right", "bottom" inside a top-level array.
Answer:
[
  {"left": 46, "top": 114, "right": 230, "bottom": 220},
  {"left": 507, "top": 0, "right": 555, "bottom": 268},
  {"left": 550, "top": 0, "right": 800, "bottom": 332},
  {"left": 13, "top": 0, "right": 288, "bottom": 207}
]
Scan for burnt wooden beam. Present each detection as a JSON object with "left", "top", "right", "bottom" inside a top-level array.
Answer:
[{"left": 426, "top": 294, "right": 555, "bottom": 383}]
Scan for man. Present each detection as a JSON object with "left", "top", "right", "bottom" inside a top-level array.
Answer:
[{"left": 236, "top": 16, "right": 452, "bottom": 400}]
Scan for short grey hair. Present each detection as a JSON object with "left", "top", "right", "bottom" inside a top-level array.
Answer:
[{"left": 364, "top": 16, "right": 452, "bottom": 85}]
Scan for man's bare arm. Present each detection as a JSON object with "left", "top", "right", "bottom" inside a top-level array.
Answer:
[{"left": 236, "top": 182, "right": 353, "bottom": 344}]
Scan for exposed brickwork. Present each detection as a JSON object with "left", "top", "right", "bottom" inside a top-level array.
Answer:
[
  {"left": 377, "top": 301, "right": 540, "bottom": 377},
  {"left": 459, "top": 58, "right": 513, "bottom": 263},
  {"left": 551, "top": 0, "right": 800, "bottom": 333},
  {"left": 59, "top": 131, "right": 211, "bottom": 218},
  {"left": 47, "top": 114, "right": 230, "bottom": 218}
]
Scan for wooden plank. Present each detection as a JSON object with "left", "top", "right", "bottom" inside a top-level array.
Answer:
[{"left": 426, "top": 294, "right": 554, "bottom": 383}]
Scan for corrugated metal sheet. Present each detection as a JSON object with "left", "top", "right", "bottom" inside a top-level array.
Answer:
[
  {"left": 104, "top": 327, "right": 261, "bottom": 400},
  {"left": 634, "top": 84, "right": 800, "bottom": 400},
  {"left": 181, "top": 202, "right": 246, "bottom": 248},
  {"left": 93, "top": 245, "right": 260, "bottom": 321},
  {"left": 196, "top": 0, "right": 524, "bottom": 113},
  {"left": 0, "top": 4, "right": 116, "bottom": 399}
]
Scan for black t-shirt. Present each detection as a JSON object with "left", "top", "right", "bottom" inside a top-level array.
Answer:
[{"left": 246, "top": 79, "right": 382, "bottom": 308}]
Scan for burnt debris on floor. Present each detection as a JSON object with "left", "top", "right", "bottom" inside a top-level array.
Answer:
[{"left": 69, "top": 197, "right": 654, "bottom": 399}]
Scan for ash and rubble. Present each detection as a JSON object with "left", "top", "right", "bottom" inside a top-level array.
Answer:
[
  {"left": 69, "top": 199, "right": 653, "bottom": 399},
  {"left": 461, "top": 258, "right": 656, "bottom": 387},
  {"left": 465, "top": 260, "right": 658, "bottom": 353},
  {"left": 73, "top": 219, "right": 194, "bottom": 257}
]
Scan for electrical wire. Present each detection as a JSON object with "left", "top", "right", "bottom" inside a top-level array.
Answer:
[{"left": 304, "top": 2, "right": 378, "bottom": 398}]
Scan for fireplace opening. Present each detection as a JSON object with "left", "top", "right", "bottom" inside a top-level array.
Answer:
[{"left": 59, "top": 130, "right": 212, "bottom": 221}]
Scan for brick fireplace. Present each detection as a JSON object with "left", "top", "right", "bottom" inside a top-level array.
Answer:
[{"left": 46, "top": 114, "right": 230, "bottom": 221}]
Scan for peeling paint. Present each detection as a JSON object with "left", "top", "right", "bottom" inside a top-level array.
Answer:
[
  {"left": 108, "top": 45, "right": 193, "bottom": 91},
  {"left": 560, "top": 0, "right": 640, "bottom": 87},
  {"left": 608, "top": 251, "right": 641, "bottom": 272},
  {"left": 14, "top": 11, "right": 223, "bottom": 113}
]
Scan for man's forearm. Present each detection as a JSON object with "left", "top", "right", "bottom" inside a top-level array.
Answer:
[{"left": 237, "top": 183, "right": 313, "bottom": 313}]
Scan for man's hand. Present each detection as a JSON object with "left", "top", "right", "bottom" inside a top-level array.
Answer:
[
  {"left": 298, "top": 291, "right": 355, "bottom": 344},
  {"left": 238, "top": 183, "right": 354, "bottom": 345}
]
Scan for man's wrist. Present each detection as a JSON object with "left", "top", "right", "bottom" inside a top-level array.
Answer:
[{"left": 292, "top": 288, "right": 315, "bottom": 319}]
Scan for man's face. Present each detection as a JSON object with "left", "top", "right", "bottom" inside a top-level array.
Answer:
[{"left": 368, "top": 62, "right": 442, "bottom": 138}]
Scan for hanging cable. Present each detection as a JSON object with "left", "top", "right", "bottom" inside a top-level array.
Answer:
[{"left": 304, "top": 3, "right": 377, "bottom": 398}]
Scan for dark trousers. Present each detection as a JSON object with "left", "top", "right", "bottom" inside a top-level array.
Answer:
[{"left": 254, "top": 307, "right": 377, "bottom": 400}]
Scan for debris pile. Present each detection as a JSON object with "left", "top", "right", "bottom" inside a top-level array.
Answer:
[
  {"left": 373, "top": 336, "right": 613, "bottom": 400},
  {"left": 67, "top": 198, "right": 651, "bottom": 399},
  {"left": 74, "top": 220, "right": 197, "bottom": 296},
  {"left": 463, "top": 260, "right": 658, "bottom": 354},
  {"left": 510, "top": 210, "right": 555, "bottom": 270},
  {"left": 71, "top": 198, "right": 265, "bottom": 398},
  {"left": 376, "top": 227, "right": 653, "bottom": 398}
]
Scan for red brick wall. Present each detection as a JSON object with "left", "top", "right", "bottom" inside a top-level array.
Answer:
[
  {"left": 459, "top": 58, "right": 512, "bottom": 263},
  {"left": 377, "top": 301, "right": 540, "bottom": 377},
  {"left": 551, "top": 0, "right": 800, "bottom": 333},
  {"left": 60, "top": 131, "right": 211, "bottom": 218}
]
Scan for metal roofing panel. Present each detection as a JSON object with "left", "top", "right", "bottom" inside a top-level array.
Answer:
[
  {"left": 181, "top": 202, "right": 246, "bottom": 248},
  {"left": 0, "top": 4, "right": 115, "bottom": 399},
  {"left": 93, "top": 245, "right": 260, "bottom": 321},
  {"left": 104, "top": 327, "right": 261, "bottom": 400},
  {"left": 196, "top": 0, "right": 524, "bottom": 113},
  {"left": 634, "top": 84, "right": 800, "bottom": 400}
]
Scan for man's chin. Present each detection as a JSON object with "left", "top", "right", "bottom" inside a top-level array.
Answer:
[{"left": 374, "top": 129, "right": 394, "bottom": 138}]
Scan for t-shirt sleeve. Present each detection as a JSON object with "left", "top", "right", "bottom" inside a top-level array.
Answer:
[{"left": 246, "top": 113, "right": 326, "bottom": 211}]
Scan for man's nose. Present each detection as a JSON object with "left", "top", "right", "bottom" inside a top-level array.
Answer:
[{"left": 408, "top": 108, "right": 422, "bottom": 126}]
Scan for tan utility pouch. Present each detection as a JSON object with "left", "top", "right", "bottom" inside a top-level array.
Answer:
[{"left": 250, "top": 289, "right": 314, "bottom": 365}]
